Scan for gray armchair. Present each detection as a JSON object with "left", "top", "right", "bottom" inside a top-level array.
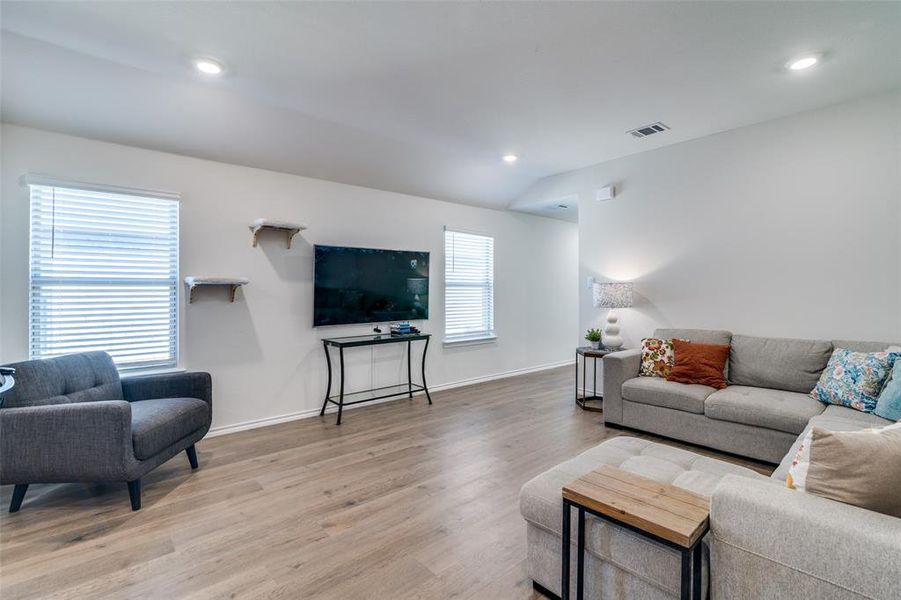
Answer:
[{"left": 0, "top": 352, "right": 212, "bottom": 512}]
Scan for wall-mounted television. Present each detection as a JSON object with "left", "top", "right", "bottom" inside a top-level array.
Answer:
[{"left": 313, "top": 245, "right": 429, "bottom": 326}]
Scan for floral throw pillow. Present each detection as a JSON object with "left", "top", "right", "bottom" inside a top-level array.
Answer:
[
  {"left": 640, "top": 338, "right": 677, "bottom": 378},
  {"left": 810, "top": 348, "right": 900, "bottom": 413}
]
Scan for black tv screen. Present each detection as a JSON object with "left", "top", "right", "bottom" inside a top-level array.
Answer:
[{"left": 313, "top": 245, "right": 429, "bottom": 326}]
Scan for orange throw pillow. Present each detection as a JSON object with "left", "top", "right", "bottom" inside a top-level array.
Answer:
[{"left": 667, "top": 339, "right": 730, "bottom": 389}]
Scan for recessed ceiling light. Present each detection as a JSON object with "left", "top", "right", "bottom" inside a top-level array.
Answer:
[
  {"left": 194, "top": 58, "right": 224, "bottom": 75},
  {"left": 502, "top": 154, "right": 518, "bottom": 164},
  {"left": 787, "top": 55, "right": 819, "bottom": 71}
]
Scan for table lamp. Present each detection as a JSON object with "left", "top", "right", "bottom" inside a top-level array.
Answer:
[{"left": 592, "top": 282, "right": 633, "bottom": 350}]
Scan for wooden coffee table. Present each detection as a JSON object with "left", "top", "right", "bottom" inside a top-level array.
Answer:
[{"left": 561, "top": 465, "right": 709, "bottom": 600}]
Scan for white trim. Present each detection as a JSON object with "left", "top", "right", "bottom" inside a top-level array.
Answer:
[
  {"left": 206, "top": 359, "right": 571, "bottom": 438},
  {"left": 120, "top": 367, "right": 187, "bottom": 378},
  {"left": 426, "top": 358, "right": 570, "bottom": 392},
  {"left": 443, "top": 335, "right": 497, "bottom": 347},
  {"left": 443, "top": 224, "right": 494, "bottom": 237},
  {"left": 20, "top": 173, "right": 181, "bottom": 201}
]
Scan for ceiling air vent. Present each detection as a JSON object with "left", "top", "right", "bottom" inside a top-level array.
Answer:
[{"left": 628, "top": 121, "right": 670, "bottom": 139}]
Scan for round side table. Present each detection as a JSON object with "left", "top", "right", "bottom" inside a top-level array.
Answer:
[{"left": 575, "top": 347, "right": 616, "bottom": 412}]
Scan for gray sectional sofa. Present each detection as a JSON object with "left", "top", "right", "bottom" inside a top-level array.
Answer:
[
  {"left": 520, "top": 329, "right": 901, "bottom": 599},
  {"left": 603, "top": 328, "right": 894, "bottom": 463}
]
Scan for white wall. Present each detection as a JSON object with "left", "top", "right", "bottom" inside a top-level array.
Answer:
[
  {"left": 518, "top": 91, "right": 901, "bottom": 348},
  {"left": 0, "top": 124, "right": 579, "bottom": 432}
]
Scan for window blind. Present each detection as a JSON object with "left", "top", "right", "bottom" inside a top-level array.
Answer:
[
  {"left": 29, "top": 183, "right": 179, "bottom": 371},
  {"left": 444, "top": 228, "right": 495, "bottom": 342}
]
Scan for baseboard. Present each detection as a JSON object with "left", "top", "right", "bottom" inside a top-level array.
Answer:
[{"left": 207, "top": 359, "right": 571, "bottom": 438}]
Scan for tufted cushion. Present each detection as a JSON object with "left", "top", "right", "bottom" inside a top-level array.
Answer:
[
  {"left": 705, "top": 386, "right": 826, "bottom": 435},
  {"left": 130, "top": 397, "right": 210, "bottom": 460},
  {"left": 0, "top": 352, "right": 122, "bottom": 408},
  {"left": 622, "top": 377, "right": 715, "bottom": 414},
  {"left": 520, "top": 437, "right": 766, "bottom": 595}
]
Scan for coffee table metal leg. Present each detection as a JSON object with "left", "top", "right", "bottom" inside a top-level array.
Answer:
[
  {"left": 562, "top": 500, "right": 571, "bottom": 600},
  {"left": 576, "top": 507, "right": 585, "bottom": 599},
  {"left": 680, "top": 548, "right": 691, "bottom": 600},
  {"left": 692, "top": 541, "right": 702, "bottom": 600}
]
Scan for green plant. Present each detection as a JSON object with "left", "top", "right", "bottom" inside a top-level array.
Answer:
[{"left": 584, "top": 328, "right": 602, "bottom": 343}]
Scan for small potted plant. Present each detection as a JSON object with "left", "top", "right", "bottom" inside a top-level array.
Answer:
[{"left": 585, "top": 328, "right": 602, "bottom": 350}]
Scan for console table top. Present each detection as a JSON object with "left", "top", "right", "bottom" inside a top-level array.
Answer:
[{"left": 322, "top": 333, "right": 431, "bottom": 348}]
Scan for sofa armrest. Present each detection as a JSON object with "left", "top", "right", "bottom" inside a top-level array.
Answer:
[
  {"left": 0, "top": 401, "right": 134, "bottom": 483},
  {"left": 122, "top": 371, "right": 212, "bottom": 406},
  {"left": 602, "top": 349, "right": 641, "bottom": 424},
  {"left": 711, "top": 475, "right": 901, "bottom": 600}
]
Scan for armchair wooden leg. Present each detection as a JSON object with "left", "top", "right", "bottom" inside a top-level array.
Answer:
[
  {"left": 9, "top": 484, "right": 28, "bottom": 513},
  {"left": 185, "top": 445, "right": 199, "bottom": 470},
  {"left": 127, "top": 479, "right": 141, "bottom": 511}
]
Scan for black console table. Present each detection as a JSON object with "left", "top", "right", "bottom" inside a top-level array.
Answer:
[{"left": 319, "top": 333, "right": 432, "bottom": 425}]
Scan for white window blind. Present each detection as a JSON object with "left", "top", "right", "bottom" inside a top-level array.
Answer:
[
  {"left": 29, "top": 183, "right": 179, "bottom": 371},
  {"left": 444, "top": 228, "right": 495, "bottom": 343}
]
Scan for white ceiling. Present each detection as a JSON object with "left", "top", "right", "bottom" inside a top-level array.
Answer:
[{"left": 2, "top": 2, "right": 899, "bottom": 220}]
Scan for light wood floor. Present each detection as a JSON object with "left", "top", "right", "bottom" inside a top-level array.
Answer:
[{"left": 0, "top": 367, "right": 771, "bottom": 599}]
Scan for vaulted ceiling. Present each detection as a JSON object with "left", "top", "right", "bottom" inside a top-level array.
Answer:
[{"left": 2, "top": 2, "right": 899, "bottom": 220}]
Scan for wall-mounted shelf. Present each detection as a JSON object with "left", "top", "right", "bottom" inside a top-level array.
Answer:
[
  {"left": 184, "top": 277, "right": 249, "bottom": 303},
  {"left": 249, "top": 219, "right": 308, "bottom": 249}
]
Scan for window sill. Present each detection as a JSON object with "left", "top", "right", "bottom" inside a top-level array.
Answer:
[
  {"left": 443, "top": 335, "right": 497, "bottom": 348},
  {"left": 120, "top": 366, "right": 186, "bottom": 378}
]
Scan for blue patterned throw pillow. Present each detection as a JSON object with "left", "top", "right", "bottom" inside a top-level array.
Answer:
[
  {"left": 874, "top": 360, "right": 901, "bottom": 421},
  {"left": 810, "top": 348, "right": 900, "bottom": 413}
]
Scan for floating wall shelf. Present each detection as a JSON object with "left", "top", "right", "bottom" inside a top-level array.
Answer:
[
  {"left": 249, "top": 219, "right": 308, "bottom": 249},
  {"left": 184, "top": 277, "right": 249, "bottom": 303}
]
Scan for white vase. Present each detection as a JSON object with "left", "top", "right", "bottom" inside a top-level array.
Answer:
[
  {"left": 588, "top": 340, "right": 600, "bottom": 349},
  {"left": 603, "top": 309, "right": 624, "bottom": 350}
]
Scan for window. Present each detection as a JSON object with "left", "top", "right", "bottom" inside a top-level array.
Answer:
[
  {"left": 28, "top": 180, "right": 179, "bottom": 371},
  {"left": 444, "top": 228, "right": 495, "bottom": 343}
]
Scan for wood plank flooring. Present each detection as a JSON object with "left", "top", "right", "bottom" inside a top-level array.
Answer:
[{"left": 0, "top": 367, "right": 772, "bottom": 599}]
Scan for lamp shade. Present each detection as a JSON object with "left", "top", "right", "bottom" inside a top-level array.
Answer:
[{"left": 593, "top": 282, "right": 633, "bottom": 308}]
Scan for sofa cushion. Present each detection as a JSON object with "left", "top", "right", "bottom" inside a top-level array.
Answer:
[
  {"left": 811, "top": 348, "right": 899, "bottom": 413},
  {"left": 622, "top": 377, "right": 715, "bottom": 414},
  {"left": 771, "top": 406, "right": 893, "bottom": 482},
  {"left": 520, "top": 437, "right": 765, "bottom": 595},
  {"left": 786, "top": 423, "right": 901, "bottom": 518},
  {"left": 728, "top": 335, "right": 832, "bottom": 393},
  {"left": 639, "top": 337, "right": 679, "bottom": 378},
  {"left": 705, "top": 386, "right": 825, "bottom": 435},
  {"left": 831, "top": 339, "right": 899, "bottom": 353},
  {"left": 131, "top": 397, "right": 209, "bottom": 460},
  {"left": 820, "top": 404, "right": 894, "bottom": 428},
  {"left": 654, "top": 328, "right": 732, "bottom": 346},
  {"left": 0, "top": 352, "right": 122, "bottom": 408},
  {"left": 874, "top": 360, "right": 901, "bottom": 420},
  {"left": 667, "top": 340, "right": 730, "bottom": 389}
]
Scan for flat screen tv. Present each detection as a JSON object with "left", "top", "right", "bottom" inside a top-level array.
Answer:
[{"left": 313, "top": 245, "right": 429, "bottom": 326}]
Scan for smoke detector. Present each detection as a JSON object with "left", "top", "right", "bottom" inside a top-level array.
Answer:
[{"left": 628, "top": 121, "right": 670, "bottom": 139}]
